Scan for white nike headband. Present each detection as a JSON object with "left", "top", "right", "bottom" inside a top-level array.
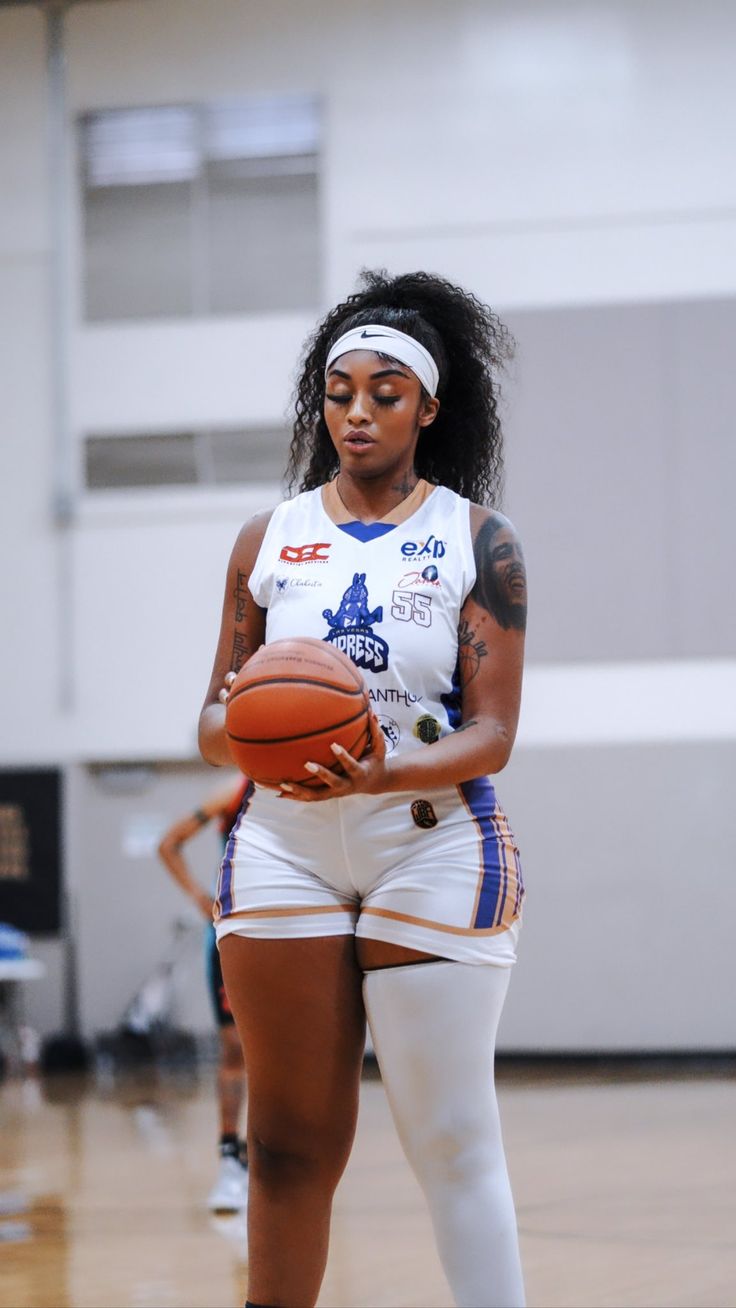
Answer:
[{"left": 325, "top": 324, "right": 440, "bottom": 398}]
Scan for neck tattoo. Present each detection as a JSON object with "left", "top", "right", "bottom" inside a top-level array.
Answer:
[
  {"left": 335, "top": 473, "right": 419, "bottom": 516},
  {"left": 391, "top": 473, "right": 419, "bottom": 500}
]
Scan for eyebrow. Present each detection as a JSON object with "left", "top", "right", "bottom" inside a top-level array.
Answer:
[{"left": 326, "top": 366, "right": 410, "bottom": 381}]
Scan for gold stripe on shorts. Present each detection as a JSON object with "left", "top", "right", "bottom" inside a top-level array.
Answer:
[
  {"left": 359, "top": 906, "right": 518, "bottom": 937},
  {"left": 219, "top": 903, "right": 357, "bottom": 921}
]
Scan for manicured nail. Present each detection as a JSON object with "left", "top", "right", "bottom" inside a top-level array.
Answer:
[
  {"left": 330, "top": 743, "right": 343, "bottom": 755},
  {"left": 304, "top": 762, "right": 319, "bottom": 773},
  {"left": 280, "top": 783, "right": 294, "bottom": 792}
]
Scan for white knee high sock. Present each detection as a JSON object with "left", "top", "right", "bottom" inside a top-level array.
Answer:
[{"left": 363, "top": 961, "right": 525, "bottom": 1308}]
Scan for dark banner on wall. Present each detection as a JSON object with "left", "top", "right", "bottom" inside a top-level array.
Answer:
[{"left": 0, "top": 769, "right": 62, "bottom": 934}]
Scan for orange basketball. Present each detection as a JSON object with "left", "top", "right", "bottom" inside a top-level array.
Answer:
[{"left": 225, "top": 637, "right": 372, "bottom": 786}]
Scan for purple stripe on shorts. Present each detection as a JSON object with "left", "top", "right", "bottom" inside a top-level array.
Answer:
[
  {"left": 459, "top": 776, "right": 502, "bottom": 930},
  {"left": 218, "top": 780, "right": 255, "bottom": 919}
]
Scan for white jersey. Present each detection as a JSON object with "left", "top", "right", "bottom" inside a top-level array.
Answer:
[
  {"left": 248, "top": 483, "right": 476, "bottom": 760},
  {"left": 218, "top": 481, "right": 524, "bottom": 964}
]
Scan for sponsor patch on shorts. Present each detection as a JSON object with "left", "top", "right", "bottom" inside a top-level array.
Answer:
[{"left": 411, "top": 799, "right": 438, "bottom": 829}]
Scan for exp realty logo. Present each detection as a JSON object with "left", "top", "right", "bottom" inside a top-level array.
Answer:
[{"left": 400, "top": 535, "right": 446, "bottom": 560}]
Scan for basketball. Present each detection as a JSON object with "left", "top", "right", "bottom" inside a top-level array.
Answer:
[{"left": 225, "top": 637, "right": 372, "bottom": 786}]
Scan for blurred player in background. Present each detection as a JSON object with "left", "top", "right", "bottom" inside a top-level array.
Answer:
[{"left": 157, "top": 780, "right": 249, "bottom": 1212}]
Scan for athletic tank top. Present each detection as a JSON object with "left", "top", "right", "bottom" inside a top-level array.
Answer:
[{"left": 248, "top": 484, "right": 476, "bottom": 761}]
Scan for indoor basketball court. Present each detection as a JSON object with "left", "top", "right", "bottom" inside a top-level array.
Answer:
[
  {"left": 1, "top": 2, "right": 735, "bottom": 1307},
  {"left": 2, "top": 1061, "right": 735, "bottom": 1306}
]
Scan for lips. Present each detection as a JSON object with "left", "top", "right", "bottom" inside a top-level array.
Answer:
[
  {"left": 343, "top": 430, "right": 375, "bottom": 449},
  {"left": 504, "top": 564, "right": 526, "bottom": 593}
]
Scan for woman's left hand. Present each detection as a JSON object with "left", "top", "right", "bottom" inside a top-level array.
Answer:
[{"left": 278, "top": 712, "right": 389, "bottom": 801}]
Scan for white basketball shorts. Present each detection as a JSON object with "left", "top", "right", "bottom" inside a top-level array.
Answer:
[{"left": 214, "top": 776, "right": 524, "bottom": 966}]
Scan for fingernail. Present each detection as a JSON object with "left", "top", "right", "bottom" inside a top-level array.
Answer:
[
  {"left": 280, "top": 783, "right": 294, "bottom": 792},
  {"left": 304, "top": 762, "right": 319, "bottom": 773},
  {"left": 330, "top": 743, "right": 343, "bottom": 755}
]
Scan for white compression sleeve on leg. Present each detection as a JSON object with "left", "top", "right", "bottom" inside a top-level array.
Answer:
[{"left": 363, "top": 961, "right": 525, "bottom": 1308}]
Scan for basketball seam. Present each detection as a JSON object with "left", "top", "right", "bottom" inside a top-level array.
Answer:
[
  {"left": 262, "top": 722, "right": 371, "bottom": 787},
  {"left": 227, "top": 700, "right": 369, "bottom": 746},
  {"left": 228, "top": 675, "right": 365, "bottom": 702}
]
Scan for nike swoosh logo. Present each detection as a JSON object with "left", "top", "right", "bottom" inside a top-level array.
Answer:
[{"left": 360, "top": 330, "right": 385, "bottom": 338}]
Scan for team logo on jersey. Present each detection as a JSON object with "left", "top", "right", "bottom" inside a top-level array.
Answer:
[
  {"left": 411, "top": 799, "right": 438, "bottom": 829},
  {"left": 400, "top": 534, "right": 446, "bottom": 560},
  {"left": 397, "top": 564, "right": 441, "bottom": 588},
  {"left": 279, "top": 541, "right": 331, "bottom": 564},
  {"left": 322, "top": 572, "right": 389, "bottom": 673},
  {"left": 413, "top": 714, "right": 441, "bottom": 744},
  {"left": 376, "top": 715, "right": 400, "bottom": 754}
]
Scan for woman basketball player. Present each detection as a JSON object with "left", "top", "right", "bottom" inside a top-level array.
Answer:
[{"left": 199, "top": 270, "right": 527, "bottom": 1308}]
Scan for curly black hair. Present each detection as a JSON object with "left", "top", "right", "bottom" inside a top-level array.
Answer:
[{"left": 285, "top": 269, "right": 514, "bottom": 505}]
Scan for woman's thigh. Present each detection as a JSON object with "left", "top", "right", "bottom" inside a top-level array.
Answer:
[{"left": 219, "top": 933, "right": 365, "bottom": 1155}]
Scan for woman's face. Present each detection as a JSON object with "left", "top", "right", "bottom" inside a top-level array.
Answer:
[{"left": 324, "top": 350, "right": 439, "bottom": 478}]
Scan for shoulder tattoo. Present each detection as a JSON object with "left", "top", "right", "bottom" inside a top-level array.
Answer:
[{"left": 471, "top": 514, "right": 527, "bottom": 632}]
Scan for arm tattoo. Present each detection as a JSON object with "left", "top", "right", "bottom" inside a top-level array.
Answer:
[
  {"left": 230, "top": 630, "right": 249, "bottom": 673},
  {"left": 471, "top": 514, "right": 527, "bottom": 632},
  {"left": 458, "top": 618, "right": 488, "bottom": 685},
  {"left": 229, "top": 570, "right": 251, "bottom": 672},
  {"left": 233, "top": 570, "right": 249, "bottom": 624}
]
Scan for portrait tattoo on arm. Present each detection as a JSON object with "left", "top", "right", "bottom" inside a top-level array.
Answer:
[{"left": 471, "top": 515, "right": 527, "bottom": 632}]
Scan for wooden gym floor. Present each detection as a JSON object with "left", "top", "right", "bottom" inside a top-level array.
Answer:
[{"left": 1, "top": 1061, "right": 734, "bottom": 1308}]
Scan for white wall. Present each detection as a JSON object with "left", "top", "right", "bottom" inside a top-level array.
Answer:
[
  {"left": 66, "top": 0, "right": 736, "bottom": 311},
  {"left": 2, "top": 0, "right": 735, "bottom": 1049},
  {"left": 0, "top": 8, "right": 59, "bottom": 758},
  {"left": 3, "top": 0, "right": 736, "bottom": 769}
]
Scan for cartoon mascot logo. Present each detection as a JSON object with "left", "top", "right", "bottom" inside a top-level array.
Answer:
[{"left": 323, "top": 573, "right": 389, "bottom": 673}]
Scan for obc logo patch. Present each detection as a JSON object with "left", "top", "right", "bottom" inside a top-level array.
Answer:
[{"left": 411, "top": 799, "right": 438, "bottom": 829}]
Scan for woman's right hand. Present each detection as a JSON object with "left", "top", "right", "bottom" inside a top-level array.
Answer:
[{"left": 217, "top": 671, "right": 237, "bottom": 705}]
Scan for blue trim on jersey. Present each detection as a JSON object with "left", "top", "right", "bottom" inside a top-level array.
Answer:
[
  {"left": 460, "top": 776, "right": 504, "bottom": 929},
  {"left": 338, "top": 521, "right": 397, "bottom": 542},
  {"left": 218, "top": 780, "right": 255, "bottom": 917},
  {"left": 441, "top": 658, "right": 463, "bottom": 729}
]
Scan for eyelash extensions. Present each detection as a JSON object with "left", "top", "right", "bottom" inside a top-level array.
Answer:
[{"left": 326, "top": 394, "right": 400, "bottom": 407}]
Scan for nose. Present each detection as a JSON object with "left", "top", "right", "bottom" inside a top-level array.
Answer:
[{"left": 346, "top": 389, "right": 371, "bottom": 425}]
